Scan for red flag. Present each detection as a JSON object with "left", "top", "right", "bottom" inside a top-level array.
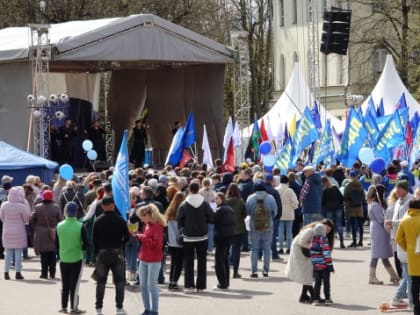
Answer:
[
  {"left": 223, "top": 137, "right": 235, "bottom": 173},
  {"left": 406, "top": 122, "right": 413, "bottom": 147},
  {"left": 259, "top": 119, "right": 269, "bottom": 142},
  {"left": 179, "top": 150, "right": 193, "bottom": 168}
]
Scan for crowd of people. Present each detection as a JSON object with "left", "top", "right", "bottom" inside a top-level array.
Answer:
[{"left": 0, "top": 157, "right": 420, "bottom": 315}]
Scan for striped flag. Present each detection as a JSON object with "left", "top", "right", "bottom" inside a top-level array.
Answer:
[{"left": 111, "top": 130, "right": 129, "bottom": 220}]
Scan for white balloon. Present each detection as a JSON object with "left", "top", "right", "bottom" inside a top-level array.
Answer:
[
  {"left": 49, "top": 94, "right": 58, "bottom": 103},
  {"left": 59, "top": 93, "right": 69, "bottom": 103},
  {"left": 33, "top": 110, "right": 42, "bottom": 118},
  {"left": 55, "top": 111, "right": 64, "bottom": 120},
  {"left": 27, "top": 94, "right": 35, "bottom": 103},
  {"left": 37, "top": 95, "right": 47, "bottom": 105}
]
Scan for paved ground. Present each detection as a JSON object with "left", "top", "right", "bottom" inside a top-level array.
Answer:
[{"left": 0, "top": 235, "right": 408, "bottom": 315}]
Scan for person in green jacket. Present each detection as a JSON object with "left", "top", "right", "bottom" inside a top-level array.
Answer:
[{"left": 56, "top": 201, "right": 89, "bottom": 314}]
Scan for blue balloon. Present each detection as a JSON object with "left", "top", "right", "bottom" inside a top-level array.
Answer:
[
  {"left": 59, "top": 164, "right": 74, "bottom": 180},
  {"left": 264, "top": 165, "right": 274, "bottom": 172},
  {"left": 369, "top": 157, "right": 386, "bottom": 174},
  {"left": 259, "top": 141, "right": 272, "bottom": 155},
  {"left": 262, "top": 154, "right": 276, "bottom": 167},
  {"left": 82, "top": 139, "right": 93, "bottom": 151},
  {"left": 87, "top": 149, "right": 98, "bottom": 161}
]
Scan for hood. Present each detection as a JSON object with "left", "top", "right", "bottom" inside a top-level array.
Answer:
[
  {"left": 407, "top": 208, "right": 420, "bottom": 217},
  {"left": 7, "top": 187, "right": 25, "bottom": 204},
  {"left": 313, "top": 224, "right": 326, "bottom": 237},
  {"left": 186, "top": 194, "right": 205, "bottom": 208}
]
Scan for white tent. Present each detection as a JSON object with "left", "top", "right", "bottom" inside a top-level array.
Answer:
[
  {"left": 361, "top": 54, "right": 419, "bottom": 117},
  {"left": 243, "top": 62, "right": 345, "bottom": 138}
]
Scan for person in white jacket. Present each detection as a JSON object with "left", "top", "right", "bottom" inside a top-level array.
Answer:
[{"left": 276, "top": 175, "right": 298, "bottom": 254}]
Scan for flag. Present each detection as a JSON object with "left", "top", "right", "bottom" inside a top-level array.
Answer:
[
  {"left": 411, "top": 112, "right": 420, "bottom": 133},
  {"left": 375, "top": 111, "right": 405, "bottom": 162},
  {"left": 182, "top": 112, "right": 197, "bottom": 148},
  {"left": 289, "top": 113, "right": 297, "bottom": 139},
  {"left": 275, "top": 137, "right": 294, "bottom": 174},
  {"left": 274, "top": 121, "right": 284, "bottom": 149},
  {"left": 397, "top": 92, "right": 407, "bottom": 109},
  {"left": 398, "top": 107, "right": 409, "bottom": 129},
  {"left": 292, "top": 107, "right": 320, "bottom": 164},
  {"left": 247, "top": 119, "right": 262, "bottom": 161},
  {"left": 338, "top": 108, "right": 368, "bottom": 168},
  {"left": 311, "top": 101, "right": 322, "bottom": 129},
  {"left": 265, "top": 117, "right": 274, "bottom": 142},
  {"left": 232, "top": 120, "right": 242, "bottom": 148},
  {"left": 406, "top": 122, "right": 413, "bottom": 147},
  {"left": 313, "top": 119, "right": 334, "bottom": 165},
  {"left": 366, "top": 96, "right": 377, "bottom": 120},
  {"left": 111, "top": 130, "right": 129, "bottom": 220},
  {"left": 179, "top": 149, "right": 193, "bottom": 168},
  {"left": 332, "top": 126, "right": 342, "bottom": 154},
  {"left": 376, "top": 98, "right": 385, "bottom": 117},
  {"left": 409, "top": 126, "right": 420, "bottom": 167},
  {"left": 223, "top": 116, "right": 234, "bottom": 150},
  {"left": 223, "top": 137, "right": 235, "bottom": 173},
  {"left": 165, "top": 127, "right": 184, "bottom": 166},
  {"left": 259, "top": 118, "right": 269, "bottom": 142},
  {"left": 202, "top": 124, "right": 213, "bottom": 168},
  {"left": 364, "top": 109, "right": 379, "bottom": 146},
  {"left": 283, "top": 123, "right": 289, "bottom": 145},
  {"left": 376, "top": 114, "right": 392, "bottom": 130}
]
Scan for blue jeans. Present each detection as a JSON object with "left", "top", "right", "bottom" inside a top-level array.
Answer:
[
  {"left": 303, "top": 213, "right": 323, "bottom": 226},
  {"left": 125, "top": 236, "right": 139, "bottom": 272},
  {"left": 278, "top": 220, "right": 293, "bottom": 251},
  {"left": 207, "top": 224, "right": 215, "bottom": 252},
  {"left": 139, "top": 261, "right": 161, "bottom": 313},
  {"left": 325, "top": 209, "right": 344, "bottom": 242},
  {"left": 349, "top": 217, "right": 364, "bottom": 243},
  {"left": 5, "top": 248, "right": 23, "bottom": 272},
  {"left": 271, "top": 219, "right": 280, "bottom": 258},
  {"left": 250, "top": 230, "right": 272, "bottom": 273},
  {"left": 395, "top": 263, "right": 413, "bottom": 306}
]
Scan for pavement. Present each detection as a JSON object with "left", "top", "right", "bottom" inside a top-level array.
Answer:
[{"left": 0, "top": 234, "right": 408, "bottom": 315}]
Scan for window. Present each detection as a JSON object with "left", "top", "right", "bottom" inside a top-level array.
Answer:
[
  {"left": 372, "top": 48, "right": 387, "bottom": 73},
  {"left": 292, "top": 0, "right": 298, "bottom": 24},
  {"left": 279, "top": 0, "right": 285, "bottom": 27},
  {"left": 279, "top": 54, "right": 285, "bottom": 90}
]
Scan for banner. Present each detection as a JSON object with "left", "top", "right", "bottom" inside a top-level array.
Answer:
[
  {"left": 111, "top": 130, "right": 129, "bottom": 220},
  {"left": 375, "top": 111, "right": 405, "bottom": 162},
  {"left": 292, "top": 107, "right": 319, "bottom": 164},
  {"left": 313, "top": 119, "right": 334, "bottom": 166}
]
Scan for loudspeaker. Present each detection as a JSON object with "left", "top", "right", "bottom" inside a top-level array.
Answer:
[{"left": 320, "top": 7, "right": 352, "bottom": 55}]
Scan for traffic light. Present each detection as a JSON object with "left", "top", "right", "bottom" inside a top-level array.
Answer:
[{"left": 320, "top": 8, "right": 352, "bottom": 55}]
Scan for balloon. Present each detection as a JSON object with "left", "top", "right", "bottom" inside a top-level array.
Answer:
[
  {"left": 359, "top": 147, "right": 375, "bottom": 165},
  {"left": 87, "top": 149, "right": 98, "bottom": 161},
  {"left": 32, "top": 110, "right": 42, "bottom": 119},
  {"left": 259, "top": 141, "right": 272, "bottom": 155},
  {"left": 49, "top": 94, "right": 58, "bottom": 103},
  {"left": 37, "top": 95, "right": 47, "bottom": 105},
  {"left": 369, "top": 157, "right": 386, "bottom": 174},
  {"left": 82, "top": 139, "right": 93, "bottom": 151},
  {"left": 59, "top": 164, "right": 74, "bottom": 180},
  {"left": 27, "top": 94, "right": 35, "bottom": 103},
  {"left": 262, "top": 154, "right": 276, "bottom": 167},
  {"left": 264, "top": 165, "right": 273, "bottom": 172},
  {"left": 60, "top": 93, "right": 69, "bottom": 103},
  {"left": 55, "top": 111, "right": 65, "bottom": 120}
]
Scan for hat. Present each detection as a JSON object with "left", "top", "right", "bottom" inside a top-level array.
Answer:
[
  {"left": 349, "top": 170, "right": 358, "bottom": 177},
  {"left": 302, "top": 165, "right": 314, "bottom": 172},
  {"left": 265, "top": 173, "right": 274, "bottom": 181},
  {"left": 396, "top": 180, "right": 409, "bottom": 192},
  {"left": 42, "top": 189, "right": 53, "bottom": 201},
  {"left": 1, "top": 175, "right": 13, "bottom": 184},
  {"left": 158, "top": 175, "right": 168, "bottom": 183},
  {"left": 102, "top": 195, "right": 115, "bottom": 206},
  {"left": 254, "top": 180, "right": 266, "bottom": 192},
  {"left": 240, "top": 162, "right": 248, "bottom": 169},
  {"left": 313, "top": 224, "right": 326, "bottom": 237},
  {"left": 65, "top": 201, "right": 78, "bottom": 217}
]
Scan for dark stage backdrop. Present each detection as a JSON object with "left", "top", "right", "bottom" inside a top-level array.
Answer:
[{"left": 108, "top": 64, "right": 225, "bottom": 166}]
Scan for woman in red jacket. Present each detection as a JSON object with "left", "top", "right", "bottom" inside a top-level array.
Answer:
[{"left": 135, "top": 204, "right": 167, "bottom": 315}]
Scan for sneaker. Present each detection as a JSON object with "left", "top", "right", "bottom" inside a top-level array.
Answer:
[
  {"left": 169, "top": 283, "right": 181, "bottom": 291},
  {"left": 262, "top": 272, "right": 269, "bottom": 278},
  {"left": 325, "top": 299, "right": 333, "bottom": 305},
  {"left": 95, "top": 308, "right": 103, "bottom": 315},
  {"left": 58, "top": 309, "right": 68, "bottom": 313},
  {"left": 184, "top": 287, "right": 195, "bottom": 294},
  {"left": 391, "top": 299, "right": 408, "bottom": 306},
  {"left": 70, "top": 309, "right": 86, "bottom": 314},
  {"left": 196, "top": 288, "right": 205, "bottom": 293},
  {"left": 213, "top": 284, "right": 228, "bottom": 290},
  {"left": 233, "top": 273, "right": 242, "bottom": 279},
  {"left": 312, "top": 299, "right": 321, "bottom": 306},
  {"left": 116, "top": 308, "right": 126, "bottom": 315},
  {"left": 250, "top": 273, "right": 258, "bottom": 278},
  {"left": 40, "top": 275, "right": 48, "bottom": 280}
]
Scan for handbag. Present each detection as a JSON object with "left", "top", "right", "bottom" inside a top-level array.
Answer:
[{"left": 415, "top": 233, "right": 420, "bottom": 256}]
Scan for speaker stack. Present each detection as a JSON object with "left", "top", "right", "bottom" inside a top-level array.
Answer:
[{"left": 320, "top": 7, "right": 352, "bottom": 55}]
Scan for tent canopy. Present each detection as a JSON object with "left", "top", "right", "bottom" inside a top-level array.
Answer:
[{"left": 361, "top": 54, "right": 420, "bottom": 117}]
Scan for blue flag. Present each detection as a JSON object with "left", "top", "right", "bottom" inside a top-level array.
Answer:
[
  {"left": 366, "top": 96, "right": 377, "bottom": 120},
  {"left": 182, "top": 112, "right": 197, "bottom": 148},
  {"left": 411, "top": 112, "right": 420, "bottom": 134},
  {"left": 338, "top": 108, "right": 368, "bottom": 168},
  {"left": 313, "top": 119, "right": 334, "bottom": 165},
  {"left": 398, "top": 107, "right": 409, "bottom": 129},
  {"left": 292, "top": 107, "right": 320, "bottom": 164},
  {"left": 311, "top": 101, "right": 322, "bottom": 129},
  {"left": 364, "top": 109, "right": 379, "bottom": 146},
  {"left": 111, "top": 130, "right": 129, "bottom": 220},
  {"left": 397, "top": 92, "right": 407, "bottom": 109},
  {"left": 375, "top": 111, "right": 405, "bottom": 162},
  {"left": 376, "top": 114, "right": 392, "bottom": 130},
  {"left": 376, "top": 98, "right": 385, "bottom": 117},
  {"left": 275, "top": 137, "right": 294, "bottom": 174},
  {"left": 165, "top": 127, "right": 184, "bottom": 166}
]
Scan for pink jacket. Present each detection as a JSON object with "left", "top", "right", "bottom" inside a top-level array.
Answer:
[{"left": 0, "top": 187, "right": 30, "bottom": 248}]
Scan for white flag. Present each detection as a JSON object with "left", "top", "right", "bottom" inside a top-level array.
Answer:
[
  {"left": 223, "top": 116, "right": 234, "bottom": 150},
  {"left": 265, "top": 116, "right": 274, "bottom": 142},
  {"left": 202, "top": 124, "right": 214, "bottom": 168},
  {"left": 233, "top": 120, "right": 242, "bottom": 147},
  {"left": 275, "top": 121, "right": 284, "bottom": 149}
]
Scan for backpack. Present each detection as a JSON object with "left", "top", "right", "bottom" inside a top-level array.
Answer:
[
  {"left": 349, "top": 188, "right": 363, "bottom": 207},
  {"left": 253, "top": 195, "right": 270, "bottom": 231}
]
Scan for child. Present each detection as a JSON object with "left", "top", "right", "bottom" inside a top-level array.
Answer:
[
  {"left": 135, "top": 204, "right": 167, "bottom": 315},
  {"left": 310, "top": 224, "right": 335, "bottom": 306}
]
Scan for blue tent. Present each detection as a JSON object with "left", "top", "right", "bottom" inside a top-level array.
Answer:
[{"left": 0, "top": 141, "right": 58, "bottom": 185}]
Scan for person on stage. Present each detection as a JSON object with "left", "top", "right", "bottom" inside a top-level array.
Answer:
[
  {"left": 130, "top": 120, "right": 147, "bottom": 168},
  {"left": 88, "top": 120, "right": 106, "bottom": 161},
  {"left": 59, "top": 118, "right": 77, "bottom": 165}
]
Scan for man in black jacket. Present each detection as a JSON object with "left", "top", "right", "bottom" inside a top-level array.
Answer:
[
  {"left": 177, "top": 182, "right": 214, "bottom": 293},
  {"left": 92, "top": 196, "right": 129, "bottom": 315}
]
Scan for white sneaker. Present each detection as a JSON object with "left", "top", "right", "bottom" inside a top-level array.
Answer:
[
  {"left": 95, "top": 309, "right": 103, "bottom": 315},
  {"left": 184, "top": 287, "right": 194, "bottom": 294},
  {"left": 116, "top": 308, "right": 126, "bottom": 314},
  {"left": 391, "top": 298, "right": 408, "bottom": 306}
]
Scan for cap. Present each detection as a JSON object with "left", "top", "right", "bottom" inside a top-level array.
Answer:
[
  {"left": 42, "top": 189, "right": 53, "bottom": 201},
  {"left": 265, "top": 173, "right": 274, "bottom": 181},
  {"left": 65, "top": 201, "right": 78, "bottom": 217},
  {"left": 302, "top": 165, "right": 314, "bottom": 172},
  {"left": 1, "top": 175, "right": 13, "bottom": 184},
  {"left": 254, "top": 180, "right": 266, "bottom": 192},
  {"left": 396, "top": 180, "right": 409, "bottom": 192}
]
